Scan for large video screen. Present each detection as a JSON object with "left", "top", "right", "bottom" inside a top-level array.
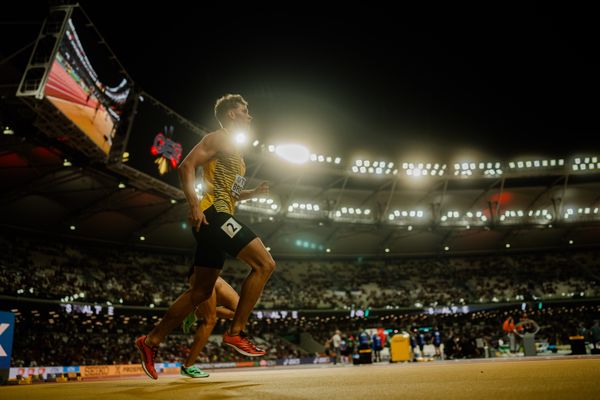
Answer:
[
  {"left": 123, "top": 97, "right": 204, "bottom": 188},
  {"left": 43, "top": 8, "right": 131, "bottom": 155}
]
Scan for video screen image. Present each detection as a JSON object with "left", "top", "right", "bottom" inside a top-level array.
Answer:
[{"left": 44, "top": 12, "right": 131, "bottom": 155}]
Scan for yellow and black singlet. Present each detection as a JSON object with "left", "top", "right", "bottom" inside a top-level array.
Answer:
[{"left": 199, "top": 150, "right": 246, "bottom": 215}]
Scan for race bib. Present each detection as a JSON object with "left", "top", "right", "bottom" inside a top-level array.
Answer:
[
  {"left": 231, "top": 174, "right": 246, "bottom": 199},
  {"left": 221, "top": 217, "right": 242, "bottom": 238}
]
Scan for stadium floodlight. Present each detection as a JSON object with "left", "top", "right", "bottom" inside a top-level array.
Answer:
[
  {"left": 572, "top": 155, "right": 600, "bottom": 170},
  {"left": 403, "top": 161, "right": 446, "bottom": 177},
  {"left": 508, "top": 159, "right": 564, "bottom": 169},
  {"left": 239, "top": 197, "right": 280, "bottom": 215},
  {"left": 453, "top": 160, "right": 502, "bottom": 177},
  {"left": 389, "top": 209, "right": 425, "bottom": 223},
  {"left": 235, "top": 132, "right": 247, "bottom": 144},
  {"left": 334, "top": 205, "right": 374, "bottom": 223},
  {"left": 288, "top": 202, "right": 322, "bottom": 217},
  {"left": 275, "top": 144, "right": 310, "bottom": 164},
  {"left": 355, "top": 159, "right": 396, "bottom": 175}
]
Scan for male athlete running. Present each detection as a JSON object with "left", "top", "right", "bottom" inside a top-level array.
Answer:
[{"left": 136, "top": 94, "right": 275, "bottom": 380}]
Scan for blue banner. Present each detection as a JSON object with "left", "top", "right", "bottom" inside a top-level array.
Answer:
[{"left": 0, "top": 311, "right": 15, "bottom": 370}]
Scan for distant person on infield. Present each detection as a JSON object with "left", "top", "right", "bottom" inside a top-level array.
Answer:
[
  {"left": 178, "top": 270, "right": 240, "bottom": 378},
  {"left": 136, "top": 94, "right": 275, "bottom": 380}
]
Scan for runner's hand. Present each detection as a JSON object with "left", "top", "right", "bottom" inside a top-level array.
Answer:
[
  {"left": 190, "top": 206, "right": 209, "bottom": 232},
  {"left": 254, "top": 181, "right": 269, "bottom": 196}
]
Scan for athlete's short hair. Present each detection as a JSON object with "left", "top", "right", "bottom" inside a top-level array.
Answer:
[{"left": 214, "top": 94, "right": 248, "bottom": 125}]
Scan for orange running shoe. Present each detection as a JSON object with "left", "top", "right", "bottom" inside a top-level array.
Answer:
[
  {"left": 223, "top": 331, "right": 266, "bottom": 357},
  {"left": 135, "top": 335, "right": 158, "bottom": 380}
]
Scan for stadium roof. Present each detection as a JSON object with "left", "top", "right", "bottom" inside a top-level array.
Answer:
[{"left": 2, "top": 134, "right": 599, "bottom": 257}]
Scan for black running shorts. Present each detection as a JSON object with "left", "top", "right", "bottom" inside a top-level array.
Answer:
[{"left": 192, "top": 205, "right": 257, "bottom": 269}]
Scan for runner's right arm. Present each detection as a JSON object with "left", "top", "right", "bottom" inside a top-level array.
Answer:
[{"left": 178, "top": 132, "right": 223, "bottom": 231}]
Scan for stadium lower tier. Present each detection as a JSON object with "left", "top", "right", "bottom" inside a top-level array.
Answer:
[{"left": 3, "top": 299, "right": 599, "bottom": 368}]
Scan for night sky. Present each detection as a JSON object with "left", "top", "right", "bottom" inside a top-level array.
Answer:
[{"left": 4, "top": 2, "right": 599, "bottom": 162}]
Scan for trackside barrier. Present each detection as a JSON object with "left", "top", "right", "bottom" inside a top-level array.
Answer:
[{"left": 7, "top": 356, "right": 331, "bottom": 382}]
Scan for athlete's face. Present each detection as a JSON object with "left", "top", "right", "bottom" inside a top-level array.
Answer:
[{"left": 230, "top": 103, "right": 252, "bottom": 129}]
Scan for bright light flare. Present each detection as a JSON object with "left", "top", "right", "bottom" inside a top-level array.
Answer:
[
  {"left": 235, "top": 132, "right": 247, "bottom": 144},
  {"left": 275, "top": 144, "right": 310, "bottom": 164}
]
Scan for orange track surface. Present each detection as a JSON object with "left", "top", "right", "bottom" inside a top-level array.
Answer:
[{"left": 3, "top": 357, "right": 600, "bottom": 400}]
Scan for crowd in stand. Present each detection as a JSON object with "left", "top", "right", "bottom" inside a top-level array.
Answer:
[
  {"left": 9, "top": 305, "right": 307, "bottom": 367},
  {"left": 9, "top": 299, "right": 599, "bottom": 367},
  {"left": 2, "top": 235, "right": 599, "bottom": 310}
]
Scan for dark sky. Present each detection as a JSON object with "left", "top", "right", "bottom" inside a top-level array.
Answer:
[{"left": 5, "top": 2, "right": 600, "bottom": 161}]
